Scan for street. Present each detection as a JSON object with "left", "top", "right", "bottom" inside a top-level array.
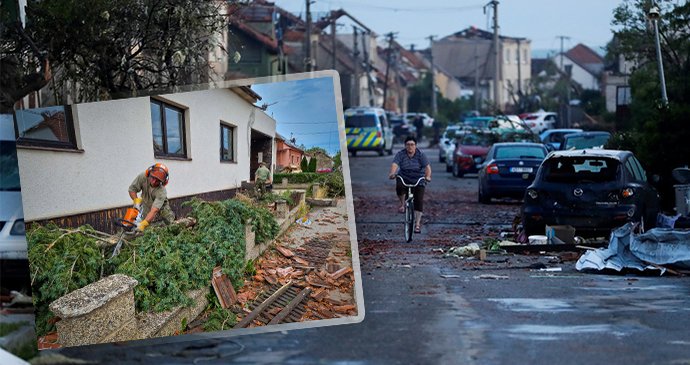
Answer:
[{"left": 58, "top": 145, "right": 690, "bottom": 364}]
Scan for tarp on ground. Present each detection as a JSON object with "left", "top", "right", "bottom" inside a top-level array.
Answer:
[
  {"left": 575, "top": 223, "right": 660, "bottom": 273},
  {"left": 577, "top": 223, "right": 690, "bottom": 274}
]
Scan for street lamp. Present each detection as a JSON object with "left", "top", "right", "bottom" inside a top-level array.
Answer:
[{"left": 649, "top": 4, "right": 668, "bottom": 106}]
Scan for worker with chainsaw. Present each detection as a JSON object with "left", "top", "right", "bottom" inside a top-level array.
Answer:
[{"left": 128, "top": 163, "right": 175, "bottom": 231}]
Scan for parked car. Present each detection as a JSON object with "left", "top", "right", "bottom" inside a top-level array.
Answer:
[
  {"left": 451, "top": 131, "right": 498, "bottom": 178},
  {"left": 1, "top": 114, "right": 30, "bottom": 291},
  {"left": 444, "top": 130, "right": 466, "bottom": 172},
  {"left": 560, "top": 131, "right": 611, "bottom": 150},
  {"left": 522, "top": 149, "right": 660, "bottom": 238},
  {"left": 478, "top": 142, "right": 549, "bottom": 204},
  {"left": 523, "top": 111, "right": 558, "bottom": 133},
  {"left": 389, "top": 115, "right": 417, "bottom": 143},
  {"left": 540, "top": 128, "right": 583, "bottom": 150},
  {"left": 345, "top": 107, "right": 394, "bottom": 156},
  {"left": 462, "top": 116, "right": 496, "bottom": 130},
  {"left": 404, "top": 112, "right": 434, "bottom": 128},
  {"left": 438, "top": 124, "right": 462, "bottom": 162}
]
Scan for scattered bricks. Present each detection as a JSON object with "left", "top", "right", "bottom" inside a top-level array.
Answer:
[
  {"left": 329, "top": 267, "right": 353, "bottom": 280},
  {"left": 265, "top": 275, "right": 278, "bottom": 285},
  {"left": 326, "top": 262, "right": 340, "bottom": 274},
  {"left": 276, "top": 246, "right": 294, "bottom": 258},
  {"left": 49, "top": 274, "right": 139, "bottom": 347},
  {"left": 292, "top": 256, "right": 310, "bottom": 266},
  {"left": 310, "top": 288, "right": 329, "bottom": 301},
  {"left": 276, "top": 267, "right": 295, "bottom": 277},
  {"left": 333, "top": 305, "right": 356, "bottom": 314},
  {"left": 211, "top": 266, "right": 237, "bottom": 308}
]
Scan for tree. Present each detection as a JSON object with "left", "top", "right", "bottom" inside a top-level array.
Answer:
[
  {"left": 308, "top": 156, "right": 317, "bottom": 172},
  {"left": 300, "top": 156, "right": 308, "bottom": 172},
  {"left": 608, "top": 0, "right": 690, "bottom": 209},
  {"left": 407, "top": 72, "right": 474, "bottom": 126},
  {"left": 1, "top": 0, "right": 240, "bottom": 109}
]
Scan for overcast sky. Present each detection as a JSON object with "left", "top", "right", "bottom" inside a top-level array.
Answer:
[
  {"left": 252, "top": 77, "right": 341, "bottom": 156},
  {"left": 274, "top": 0, "right": 626, "bottom": 55}
]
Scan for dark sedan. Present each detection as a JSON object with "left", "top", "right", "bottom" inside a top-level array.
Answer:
[
  {"left": 478, "top": 142, "right": 548, "bottom": 204},
  {"left": 522, "top": 149, "right": 660, "bottom": 238}
]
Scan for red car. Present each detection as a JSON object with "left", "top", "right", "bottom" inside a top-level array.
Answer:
[{"left": 452, "top": 131, "right": 498, "bottom": 178}]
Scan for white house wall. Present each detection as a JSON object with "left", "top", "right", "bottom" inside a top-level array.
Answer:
[
  {"left": 556, "top": 57, "right": 600, "bottom": 91},
  {"left": 18, "top": 88, "right": 275, "bottom": 221}
]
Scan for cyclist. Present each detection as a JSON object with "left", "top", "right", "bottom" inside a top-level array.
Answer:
[{"left": 388, "top": 135, "right": 431, "bottom": 233}]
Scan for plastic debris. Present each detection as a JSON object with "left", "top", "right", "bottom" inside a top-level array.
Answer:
[
  {"left": 443, "top": 243, "right": 481, "bottom": 257},
  {"left": 295, "top": 217, "right": 312, "bottom": 226}
]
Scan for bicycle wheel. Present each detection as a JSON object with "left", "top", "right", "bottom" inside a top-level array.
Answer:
[{"left": 404, "top": 199, "right": 414, "bottom": 242}]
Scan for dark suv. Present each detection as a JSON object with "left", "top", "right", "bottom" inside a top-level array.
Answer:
[{"left": 522, "top": 149, "right": 660, "bottom": 238}]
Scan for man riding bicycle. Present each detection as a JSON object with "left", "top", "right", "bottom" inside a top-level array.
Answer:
[{"left": 388, "top": 136, "right": 432, "bottom": 233}]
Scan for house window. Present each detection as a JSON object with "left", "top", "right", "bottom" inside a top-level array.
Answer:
[
  {"left": 617, "top": 86, "right": 631, "bottom": 106},
  {"left": 239, "top": 41, "right": 262, "bottom": 64},
  {"left": 14, "top": 105, "right": 78, "bottom": 150},
  {"left": 150, "top": 99, "right": 186, "bottom": 158},
  {"left": 220, "top": 123, "right": 235, "bottom": 162},
  {"left": 505, "top": 49, "right": 510, "bottom": 63}
]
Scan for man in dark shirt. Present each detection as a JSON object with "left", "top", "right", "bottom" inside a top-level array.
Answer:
[{"left": 388, "top": 136, "right": 432, "bottom": 233}]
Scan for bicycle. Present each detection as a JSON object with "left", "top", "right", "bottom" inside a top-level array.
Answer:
[{"left": 396, "top": 175, "right": 427, "bottom": 242}]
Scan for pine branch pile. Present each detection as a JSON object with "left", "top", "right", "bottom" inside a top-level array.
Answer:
[{"left": 27, "top": 198, "right": 279, "bottom": 337}]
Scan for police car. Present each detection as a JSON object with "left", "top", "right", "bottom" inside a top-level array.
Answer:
[{"left": 344, "top": 107, "right": 393, "bottom": 156}]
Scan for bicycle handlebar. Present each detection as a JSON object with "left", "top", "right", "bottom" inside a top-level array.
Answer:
[{"left": 396, "top": 175, "right": 427, "bottom": 188}]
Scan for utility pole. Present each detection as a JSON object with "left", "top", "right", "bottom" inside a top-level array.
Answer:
[
  {"left": 427, "top": 35, "right": 437, "bottom": 117},
  {"left": 305, "top": 0, "right": 313, "bottom": 72},
  {"left": 474, "top": 41, "right": 480, "bottom": 111},
  {"left": 557, "top": 35, "right": 570, "bottom": 70},
  {"left": 488, "top": 0, "right": 500, "bottom": 111},
  {"left": 353, "top": 26, "right": 360, "bottom": 106},
  {"left": 516, "top": 38, "right": 522, "bottom": 96},
  {"left": 361, "top": 31, "right": 375, "bottom": 106},
  {"left": 648, "top": 3, "right": 668, "bottom": 106},
  {"left": 565, "top": 64, "right": 572, "bottom": 128},
  {"left": 382, "top": 32, "right": 397, "bottom": 110},
  {"left": 331, "top": 20, "right": 337, "bottom": 70}
]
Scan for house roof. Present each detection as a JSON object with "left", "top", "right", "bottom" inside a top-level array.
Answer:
[
  {"left": 562, "top": 43, "right": 605, "bottom": 76},
  {"left": 275, "top": 132, "right": 304, "bottom": 152},
  {"left": 230, "top": 86, "right": 262, "bottom": 104},
  {"left": 443, "top": 26, "right": 527, "bottom": 42}
]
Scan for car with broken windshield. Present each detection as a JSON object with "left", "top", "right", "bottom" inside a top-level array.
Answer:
[{"left": 521, "top": 149, "right": 660, "bottom": 238}]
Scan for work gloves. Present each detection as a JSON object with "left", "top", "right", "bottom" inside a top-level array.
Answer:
[
  {"left": 132, "top": 197, "right": 142, "bottom": 211},
  {"left": 137, "top": 219, "right": 149, "bottom": 232}
]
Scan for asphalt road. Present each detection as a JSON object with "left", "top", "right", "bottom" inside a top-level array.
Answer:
[{"left": 57, "top": 145, "right": 690, "bottom": 365}]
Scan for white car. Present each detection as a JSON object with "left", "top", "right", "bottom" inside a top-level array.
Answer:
[
  {"left": 0, "top": 115, "right": 26, "bottom": 261},
  {"left": 404, "top": 112, "right": 434, "bottom": 128},
  {"left": 1, "top": 114, "right": 30, "bottom": 291},
  {"left": 438, "top": 124, "right": 462, "bottom": 162},
  {"left": 523, "top": 112, "right": 558, "bottom": 134}
]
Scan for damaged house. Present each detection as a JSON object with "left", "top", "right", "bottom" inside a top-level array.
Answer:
[{"left": 15, "top": 86, "right": 276, "bottom": 233}]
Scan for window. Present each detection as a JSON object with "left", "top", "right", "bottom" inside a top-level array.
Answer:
[
  {"left": 14, "top": 105, "right": 78, "bottom": 149},
  {"left": 505, "top": 49, "right": 510, "bottom": 63},
  {"left": 220, "top": 123, "right": 235, "bottom": 162},
  {"left": 151, "top": 99, "right": 186, "bottom": 158},
  {"left": 617, "top": 86, "right": 632, "bottom": 106}
]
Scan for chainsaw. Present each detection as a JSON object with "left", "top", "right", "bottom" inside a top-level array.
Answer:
[{"left": 109, "top": 206, "right": 140, "bottom": 259}]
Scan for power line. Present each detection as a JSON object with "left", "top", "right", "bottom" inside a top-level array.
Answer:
[{"left": 291, "top": 1, "right": 485, "bottom": 12}]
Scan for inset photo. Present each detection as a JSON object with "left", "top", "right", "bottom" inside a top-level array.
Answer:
[{"left": 14, "top": 72, "right": 362, "bottom": 349}]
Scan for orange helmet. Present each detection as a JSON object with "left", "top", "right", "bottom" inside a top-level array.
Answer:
[{"left": 145, "top": 163, "right": 169, "bottom": 186}]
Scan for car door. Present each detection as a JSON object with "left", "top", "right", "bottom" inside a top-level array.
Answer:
[
  {"left": 380, "top": 112, "right": 393, "bottom": 150},
  {"left": 627, "top": 156, "right": 660, "bottom": 218}
]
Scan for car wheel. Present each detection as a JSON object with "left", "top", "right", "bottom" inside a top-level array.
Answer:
[
  {"left": 378, "top": 148, "right": 385, "bottom": 156},
  {"left": 478, "top": 185, "right": 491, "bottom": 204},
  {"left": 351, "top": 150, "right": 357, "bottom": 157},
  {"left": 445, "top": 164, "right": 452, "bottom": 173},
  {"left": 452, "top": 162, "right": 459, "bottom": 177}
]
